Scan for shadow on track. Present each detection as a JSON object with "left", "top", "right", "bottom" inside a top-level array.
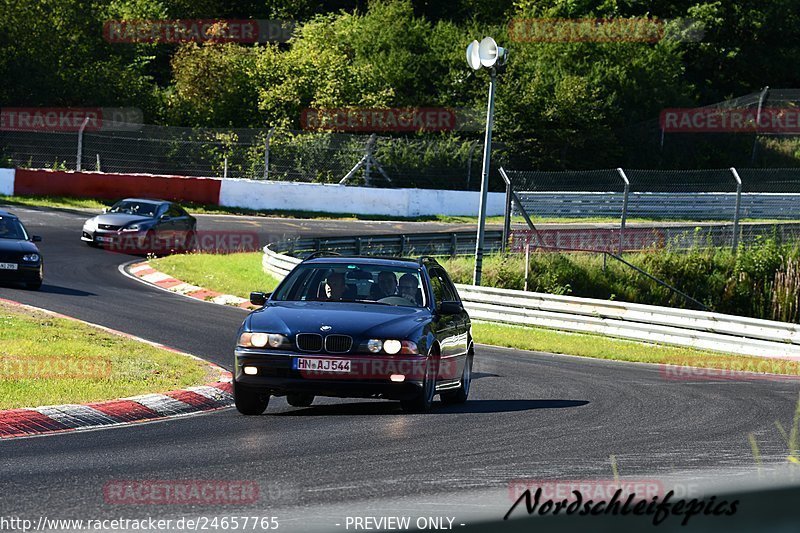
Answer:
[
  {"left": 37, "top": 284, "right": 96, "bottom": 297},
  {"left": 270, "top": 399, "right": 589, "bottom": 417}
]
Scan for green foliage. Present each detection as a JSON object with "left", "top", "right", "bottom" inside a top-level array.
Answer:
[{"left": 442, "top": 237, "right": 800, "bottom": 323}]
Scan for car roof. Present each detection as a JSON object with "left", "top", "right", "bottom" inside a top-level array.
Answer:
[
  {"left": 302, "top": 256, "right": 424, "bottom": 269},
  {"left": 117, "top": 198, "right": 169, "bottom": 205},
  {"left": 0, "top": 209, "right": 19, "bottom": 219}
]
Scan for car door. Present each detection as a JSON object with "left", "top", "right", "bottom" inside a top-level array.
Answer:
[
  {"left": 428, "top": 267, "right": 462, "bottom": 381},
  {"left": 169, "top": 205, "right": 193, "bottom": 247}
]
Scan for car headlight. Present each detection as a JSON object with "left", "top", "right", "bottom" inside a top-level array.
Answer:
[
  {"left": 238, "top": 332, "right": 290, "bottom": 349},
  {"left": 122, "top": 224, "right": 143, "bottom": 232},
  {"left": 22, "top": 254, "right": 40, "bottom": 262},
  {"left": 365, "top": 339, "right": 418, "bottom": 354},
  {"left": 383, "top": 340, "right": 402, "bottom": 354},
  {"left": 84, "top": 218, "right": 97, "bottom": 232}
]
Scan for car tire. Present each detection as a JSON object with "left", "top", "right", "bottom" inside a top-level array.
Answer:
[
  {"left": 441, "top": 352, "right": 472, "bottom": 405},
  {"left": 26, "top": 280, "right": 42, "bottom": 291},
  {"left": 400, "top": 353, "right": 437, "bottom": 413},
  {"left": 233, "top": 382, "right": 270, "bottom": 415},
  {"left": 286, "top": 393, "right": 314, "bottom": 407}
]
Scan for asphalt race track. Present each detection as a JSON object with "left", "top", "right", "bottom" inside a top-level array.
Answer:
[{"left": 2, "top": 205, "right": 800, "bottom": 529}]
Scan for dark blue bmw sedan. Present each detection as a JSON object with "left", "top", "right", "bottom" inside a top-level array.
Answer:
[{"left": 234, "top": 254, "right": 473, "bottom": 413}]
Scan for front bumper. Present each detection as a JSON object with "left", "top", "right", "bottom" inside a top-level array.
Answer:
[
  {"left": 234, "top": 350, "right": 427, "bottom": 400},
  {"left": 0, "top": 263, "right": 42, "bottom": 283}
]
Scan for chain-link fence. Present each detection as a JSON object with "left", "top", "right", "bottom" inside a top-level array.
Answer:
[{"left": 0, "top": 125, "right": 484, "bottom": 190}]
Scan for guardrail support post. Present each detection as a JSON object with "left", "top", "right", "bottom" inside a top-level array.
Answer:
[
  {"left": 400, "top": 235, "right": 407, "bottom": 256},
  {"left": 730, "top": 167, "right": 743, "bottom": 252},
  {"left": 617, "top": 168, "right": 630, "bottom": 254},
  {"left": 76, "top": 116, "right": 90, "bottom": 171},
  {"left": 355, "top": 237, "right": 362, "bottom": 255},
  {"left": 451, "top": 233, "right": 458, "bottom": 257}
]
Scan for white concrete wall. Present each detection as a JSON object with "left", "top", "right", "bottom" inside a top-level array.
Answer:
[
  {"left": 219, "top": 178, "right": 505, "bottom": 217},
  {"left": 0, "top": 168, "right": 14, "bottom": 196}
]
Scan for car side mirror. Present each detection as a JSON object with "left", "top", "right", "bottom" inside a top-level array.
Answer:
[
  {"left": 31, "top": 235, "right": 42, "bottom": 242},
  {"left": 250, "top": 292, "right": 269, "bottom": 306},
  {"left": 438, "top": 301, "right": 463, "bottom": 315}
]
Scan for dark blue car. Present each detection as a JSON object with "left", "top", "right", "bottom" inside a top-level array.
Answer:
[
  {"left": 234, "top": 254, "right": 473, "bottom": 413},
  {"left": 0, "top": 209, "right": 43, "bottom": 290}
]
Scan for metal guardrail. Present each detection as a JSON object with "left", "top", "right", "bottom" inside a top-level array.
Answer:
[{"left": 263, "top": 243, "right": 800, "bottom": 360}]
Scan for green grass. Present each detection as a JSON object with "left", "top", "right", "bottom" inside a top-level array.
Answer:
[
  {"left": 149, "top": 252, "right": 281, "bottom": 297},
  {"left": 473, "top": 322, "right": 800, "bottom": 375},
  {"left": 145, "top": 251, "right": 798, "bottom": 375},
  {"left": 0, "top": 301, "right": 210, "bottom": 409}
]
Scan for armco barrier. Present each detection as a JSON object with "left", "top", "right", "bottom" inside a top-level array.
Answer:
[{"left": 262, "top": 243, "right": 800, "bottom": 360}]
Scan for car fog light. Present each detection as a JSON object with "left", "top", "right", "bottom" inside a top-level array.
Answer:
[
  {"left": 243, "top": 366, "right": 258, "bottom": 375},
  {"left": 367, "top": 339, "right": 383, "bottom": 353},
  {"left": 390, "top": 374, "right": 405, "bottom": 382},
  {"left": 383, "top": 340, "right": 402, "bottom": 354}
]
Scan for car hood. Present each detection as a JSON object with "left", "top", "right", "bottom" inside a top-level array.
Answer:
[
  {"left": 0, "top": 239, "right": 39, "bottom": 253},
  {"left": 246, "top": 301, "right": 430, "bottom": 339},
  {"left": 89, "top": 214, "right": 153, "bottom": 226}
]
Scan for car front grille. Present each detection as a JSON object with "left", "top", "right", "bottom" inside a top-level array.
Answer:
[
  {"left": 324, "top": 335, "right": 353, "bottom": 354},
  {"left": 0, "top": 252, "right": 20, "bottom": 262},
  {"left": 98, "top": 224, "right": 121, "bottom": 231},
  {"left": 296, "top": 333, "right": 323, "bottom": 352}
]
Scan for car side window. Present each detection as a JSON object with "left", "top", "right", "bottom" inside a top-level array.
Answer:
[
  {"left": 167, "top": 205, "right": 182, "bottom": 218},
  {"left": 429, "top": 268, "right": 457, "bottom": 303},
  {"left": 439, "top": 269, "right": 461, "bottom": 303}
]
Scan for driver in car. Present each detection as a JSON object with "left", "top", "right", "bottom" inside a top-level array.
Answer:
[{"left": 321, "top": 272, "right": 348, "bottom": 301}]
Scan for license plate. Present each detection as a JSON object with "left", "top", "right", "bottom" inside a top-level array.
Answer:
[
  {"left": 95, "top": 236, "right": 113, "bottom": 243},
  {"left": 294, "top": 358, "right": 351, "bottom": 373},
  {"left": 0, "top": 263, "right": 18, "bottom": 270}
]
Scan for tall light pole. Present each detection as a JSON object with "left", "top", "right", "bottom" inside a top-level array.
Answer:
[{"left": 466, "top": 37, "right": 507, "bottom": 286}]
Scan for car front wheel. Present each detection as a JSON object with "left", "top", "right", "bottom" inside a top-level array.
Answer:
[
  {"left": 401, "top": 355, "right": 437, "bottom": 413},
  {"left": 441, "top": 352, "right": 472, "bottom": 405},
  {"left": 234, "top": 382, "right": 270, "bottom": 415}
]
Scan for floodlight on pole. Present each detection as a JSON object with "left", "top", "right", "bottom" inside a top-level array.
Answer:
[{"left": 467, "top": 37, "right": 507, "bottom": 286}]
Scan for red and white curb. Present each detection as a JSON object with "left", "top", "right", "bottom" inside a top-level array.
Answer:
[
  {"left": 126, "top": 262, "right": 256, "bottom": 310},
  {"left": 0, "top": 298, "right": 233, "bottom": 440}
]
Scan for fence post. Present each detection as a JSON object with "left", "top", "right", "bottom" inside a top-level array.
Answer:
[
  {"left": 616, "top": 168, "right": 630, "bottom": 254},
  {"left": 502, "top": 180, "right": 512, "bottom": 254},
  {"left": 96, "top": 154, "right": 101, "bottom": 172},
  {"left": 730, "top": 167, "right": 743, "bottom": 252},
  {"left": 466, "top": 140, "right": 480, "bottom": 190},
  {"left": 263, "top": 126, "right": 275, "bottom": 180},
  {"left": 76, "top": 116, "right": 90, "bottom": 171},
  {"left": 223, "top": 156, "right": 228, "bottom": 179},
  {"left": 524, "top": 242, "right": 530, "bottom": 292}
]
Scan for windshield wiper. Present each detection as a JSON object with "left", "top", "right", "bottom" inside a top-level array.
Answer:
[{"left": 351, "top": 299, "right": 392, "bottom": 305}]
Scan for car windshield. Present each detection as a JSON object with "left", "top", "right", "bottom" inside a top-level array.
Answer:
[
  {"left": 108, "top": 201, "right": 158, "bottom": 217},
  {"left": 0, "top": 216, "right": 27, "bottom": 240},
  {"left": 272, "top": 263, "right": 426, "bottom": 307}
]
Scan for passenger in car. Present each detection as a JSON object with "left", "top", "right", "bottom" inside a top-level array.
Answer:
[{"left": 371, "top": 271, "right": 398, "bottom": 299}]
